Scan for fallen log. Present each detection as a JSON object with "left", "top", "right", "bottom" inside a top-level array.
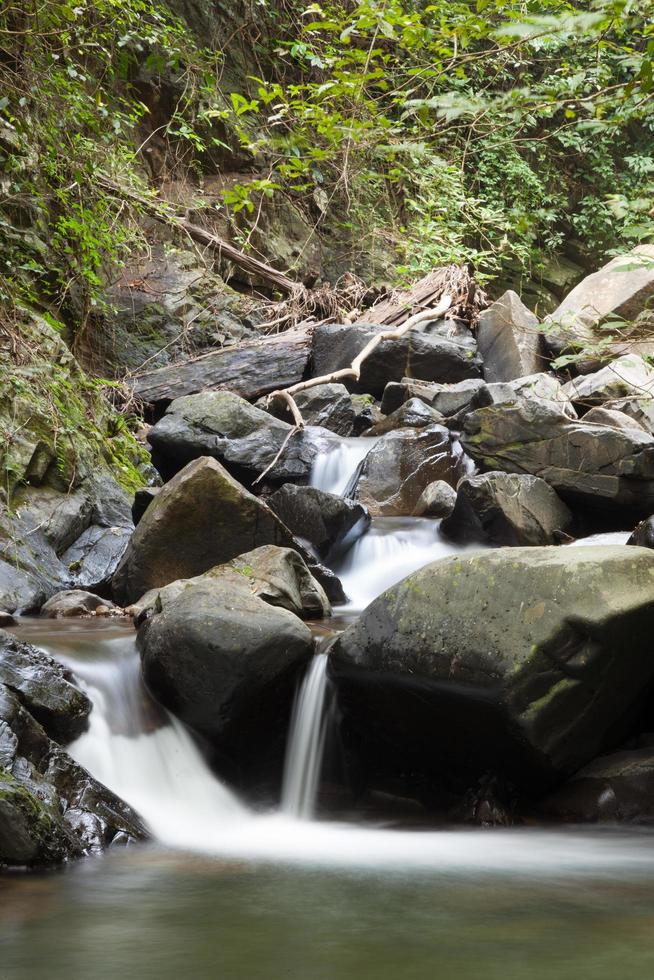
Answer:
[
  {"left": 129, "top": 330, "right": 312, "bottom": 408},
  {"left": 356, "top": 265, "right": 485, "bottom": 327}
]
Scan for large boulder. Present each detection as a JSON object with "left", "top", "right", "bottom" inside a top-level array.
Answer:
[
  {"left": 441, "top": 472, "right": 572, "bottom": 546},
  {"left": 352, "top": 425, "right": 471, "bottom": 516},
  {"left": 381, "top": 378, "right": 485, "bottom": 418},
  {"left": 138, "top": 577, "right": 314, "bottom": 784},
  {"left": 461, "top": 398, "right": 654, "bottom": 513},
  {"left": 365, "top": 398, "right": 445, "bottom": 435},
  {"left": 268, "top": 485, "right": 370, "bottom": 560},
  {"left": 311, "top": 323, "right": 482, "bottom": 397},
  {"left": 562, "top": 355, "right": 654, "bottom": 409},
  {"left": 40, "top": 590, "right": 119, "bottom": 619},
  {"left": 132, "top": 546, "right": 330, "bottom": 622},
  {"left": 330, "top": 547, "right": 654, "bottom": 799},
  {"left": 541, "top": 747, "right": 654, "bottom": 824},
  {"left": 477, "top": 290, "right": 543, "bottom": 382},
  {"left": 112, "top": 457, "right": 298, "bottom": 605},
  {"left": 147, "top": 390, "right": 336, "bottom": 485},
  {"left": 543, "top": 245, "right": 654, "bottom": 361},
  {"left": 0, "top": 636, "right": 146, "bottom": 868},
  {"left": 582, "top": 406, "right": 649, "bottom": 433}
]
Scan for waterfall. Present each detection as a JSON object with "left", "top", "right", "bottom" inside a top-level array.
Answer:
[
  {"left": 310, "top": 437, "right": 378, "bottom": 496},
  {"left": 281, "top": 652, "right": 332, "bottom": 820}
]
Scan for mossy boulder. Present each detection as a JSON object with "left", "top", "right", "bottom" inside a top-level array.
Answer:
[{"left": 330, "top": 546, "right": 654, "bottom": 800}]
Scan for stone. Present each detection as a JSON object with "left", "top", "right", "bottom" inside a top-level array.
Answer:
[
  {"left": 132, "top": 486, "right": 160, "bottom": 525},
  {"left": 562, "top": 355, "right": 654, "bottom": 408},
  {"left": 352, "top": 425, "right": 471, "bottom": 517},
  {"left": 137, "top": 577, "right": 314, "bottom": 779},
  {"left": 602, "top": 397, "right": 654, "bottom": 436},
  {"left": 364, "top": 398, "right": 445, "bottom": 436},
  {"left": 467, "top": 373, "right": 577, "bottom": 421},
  {"left": 147, "top": 390, "right": 336, "bottom": 485},
  {"left": 330, "top": 546, "right": 654, "bottom": 797},
  {"left": 582, "top": 406, "right": 649, "bottom": 433},
  {"left": 627, "top": 516, "right": 654, "bottom": 549},
  {"left": 544, "top": 245, "right": 654, "bottom": 360},
  {"left": 259, "top": 383, "right": 356, "bottom": 436},
  {"left": 132, "top": 545, "right": 330, "bottom": 622},
  {"left": 112, "top": 457, "right": 299, "bottom": 606},
  {"left": 311, "top": 322, "right": 482, "bottom": 397},
  {"left": 461, "top": 398, "right": 654, "bottom": 513},
  {"left": 0, "top": 683, "right": 146, "bottom": 868},
  {"left": 60, "top": 525, "right": 132, "bottom": 592},
  {"left": 477, "top": 290, "right": 544, "bottom": 382},
  {"left": 412, "top": 480, "right": 457, "bottom": 518},
  {"left": 541, "top": 747, "right": 654, "bottom": 824},
  {"left": 131, "top": 329, "right": 312, "bottom": 407},
  {"left": 351, "top": 395, "right": 384, "bottom": 435},
  {"left": 268, "top": 485, "right": 370, "bottom": 560},
  {"left": 441, "top": 472, "right": 572, "bottom": 546},
  {"left": 40, "top": 590, "right": 120, "bottom": 619},
  {"left": 381, "top": 378, "right": 485, "bottom": 417},
  {"left": 0, "top": 629, "right": 90, "bottom": 742},
  {"left": 0, "top": 611, "right": 14, "bottom": 627}
]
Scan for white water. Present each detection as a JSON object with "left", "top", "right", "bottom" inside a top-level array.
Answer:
[
  {"left": 281, "top": 653, "right": 331, "bottom": 819},
  {"left": 310, "top": 436, "right": 378, "bottom": 496}
]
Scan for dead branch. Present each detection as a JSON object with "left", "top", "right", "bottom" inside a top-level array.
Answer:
[{"left": 264, "top": 293, "right": 453, "bottom": 430}]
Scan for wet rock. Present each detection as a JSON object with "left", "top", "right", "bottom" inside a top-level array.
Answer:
[
  {"left": 259, "top": 383, "right": 356, "bottom": 436},
  {"left": 412, "top": 481, "right": 457, "bottom": 518},
  {"left": 562, "top": 355, "right": 654, "bottom": 409},
  {"left": 541, "top": 747, "right": 654, "bottom": 823},
  {"left": 0, "top": 629, "right": 90, "bottom": 742},
  {"left": 148, "top": 390, "right": 336, "bottom": 485},
  {"left": 311, "top": 322, "right": 482, "bottom": 397},
  {"left": 0, "top": 611, "right": 14, "bottom": 627},
  {"left": 307, "top": 561, "right": 346, "bottom": 606},
  {"left": 269, "top": 485, "right": 370, "bottom": 560},
  {"left": 441, "top": 472, "right": 572, "bottom": 546},
  {"left": 627, "top": 516, "right": 654, "bottom": 549},
  {"left": 381, "top": 378, "right": 485, "bottom": 418},
  {"left": 365, "top": 398, "right": 444, "bottom": 435},
  {"left": 351, "top": 395, "right": 383, "bottom": 435},
  {"left": 112, "top": 457, "right": 300, "bottom": 606},
  {"left": 40, "top": 590, "right": 120, "bottom": 619},
  {"left": 138, "top": 576, "right": 313, "bottom": 780},
  {"left": 61, "top": 525, "right": 132, "bottom": 592},
  {"left": 544, "top": 245, "right": 654, "bottom": 362},
  {"left": 0, "top": 684, "right": 147, "bottom": 868},
  {"left": 131, "top": 329, "right": 312, "bottom": 408},
  {"left": 353, "top": 425, "right": 470, "bottom": 516},
  {"left": 477, "top": 290, "right": 543, "bottom": 382},
  {"left": 462, "top": 398, "right": 654, "bottom": 514},
  {"left": 133, "top": 545, "right": 330, "bottom": 622},
  {"left": 330, "top": 546, "right": 654, "bottom": 798},
  {"left": 132, "top": 486, "right": 160, "bottom": 525}
]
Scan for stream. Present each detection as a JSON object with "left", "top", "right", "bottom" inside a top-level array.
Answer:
[{"left": 1, "top": 441, "right": 647, "bottom": 979}]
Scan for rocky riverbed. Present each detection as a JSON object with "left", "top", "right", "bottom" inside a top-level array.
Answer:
[{"left": 3, "top": 246, "right": 654, "bottom": 868}]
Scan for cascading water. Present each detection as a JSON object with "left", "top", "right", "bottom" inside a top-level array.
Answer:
[
  {"left": 310, "top": 437, "right": 378, "bottom": 496},
  {"left": 281, "top": 651, "right": 332, "bottom": 819}
]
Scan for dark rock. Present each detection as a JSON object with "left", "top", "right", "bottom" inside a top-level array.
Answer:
[
  {"left": 269, "top": 485, "right": 370, "bottom": 560},
  {"left": 365, "top": 398, "right": 444, "bottom": 435},
  {"left": 112, "top": 457, "right": 300, "bottom": 606},
  {"left": 351, "top": 395, "right": 383, "bottom": 435},
  {"left": 148, "top": 390, "right": 336, "bottom": 485},
  {"left": 441, "top": 472, "right": 572, "bottom": 546},
  {"left": 40, "top": 590, "right": 119, "bottom": 619},
  {"left": 477, "top": 290, "right": 544, "bottom": 382},
  {"left": 311, "top": 322, "right": 482, "bottom": 397},
  {"left": 353, "top": 425, "right": 471, "bottom": 516},
  {"left": 541, "top": 747, "right": 654, "bottom": 823},
  {"left": 0, "top": 684, "right": 146, "bottom": 868},
  {"left": 259, "top": 383, "right": 357, "bottom": 436},
  {"left": 138, "top": 577, "right": 313, "bottom": 781},
  {"left": 61, "top": 525, "right": 132, "bottom": 592},
  {"left": 132, "top": 487, "right": 161, "bottom": 525},
  {"left": 307, "top": 561, "right": 347, "bottom": 606},
  {"left": 0, "top": 611, "right": 14, "bottom": 627},
  {"left": 132, "top": 545, "right": 330, "bottom": 623},
  {"left": 462, "top": 398, "right": 654, "bottom": 513},
  {"left": 627, "top": 516, "right": 654, "bottom": 549},
  {"left": 330, "top": 546, "right": 654, "bottom": 799},
  {"left": 411, "top": 480, "right": 457, "bottom": 518},
  {"left": 0, "top": 630, "right": 90, "bottom": 742},
  {"left": 380, "top": 378, "right": 485, "bottom": 418},
  {"left": 131, "top": 329, "right": 312, "bottom": 408}
]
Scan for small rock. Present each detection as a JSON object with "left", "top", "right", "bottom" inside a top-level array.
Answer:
[
  {"left": 40, "top": 590, "right": 118, "bottom": 619},
  {"left": 412, "top": 481, "right": 457, "bottom": 518},
  {"left": 627, "top": 516, "right": 654, "bottom": 549},
  {"left": 269, "top": 485, "right": 370, "bottom": 560},
  {"left": 365, "top": 398, "right": 445, "bottom": 435}
]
